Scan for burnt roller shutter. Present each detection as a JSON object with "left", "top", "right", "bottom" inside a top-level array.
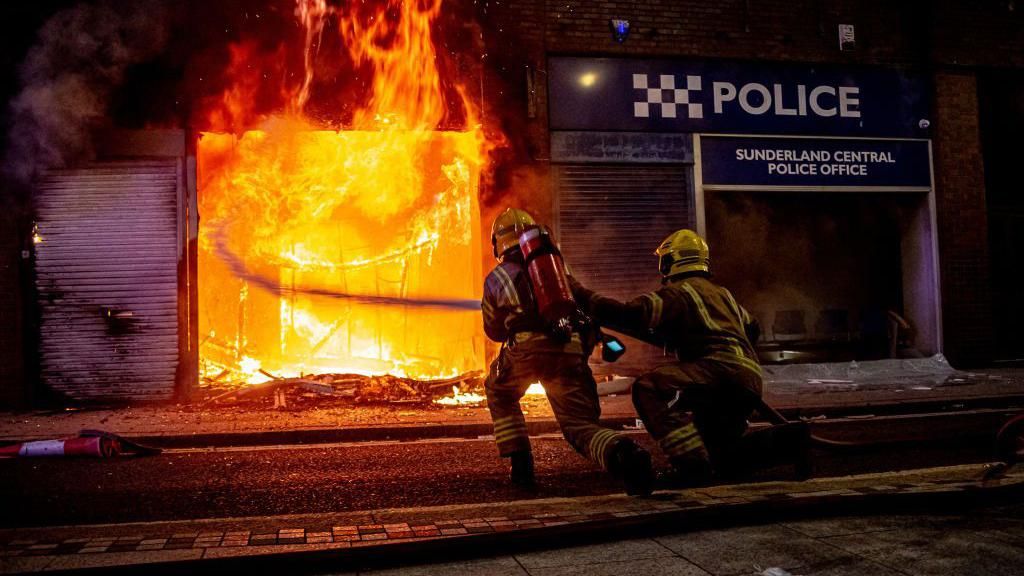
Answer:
[
  {"left": 557, "top": 163, "right": 693, "bottom": 376},
  {"left": 34, "top": 161, "right": 181, "bottom": 401}
]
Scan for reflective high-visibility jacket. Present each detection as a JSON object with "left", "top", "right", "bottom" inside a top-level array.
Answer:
[{"left": 573, "top": 275, "right": 762, "bottom": 378}]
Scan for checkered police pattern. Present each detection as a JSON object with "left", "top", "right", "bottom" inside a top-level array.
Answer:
[{"left": 633, "top": 73, "right": 703, "bottom": 119}]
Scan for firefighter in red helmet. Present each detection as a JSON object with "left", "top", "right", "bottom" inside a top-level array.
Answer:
[
  {"left": 482, "top": 208, "right": 654, "bottom": 495},
  {"left": 570, "top": 229, "right": 810, "bottom": 485}
]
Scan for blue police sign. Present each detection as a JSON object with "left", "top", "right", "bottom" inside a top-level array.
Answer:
[
  {"left": 700, "top": 136, "right": 931, "bottom": 188},
  {"left": 548, "top": 57, "right": 930, "bottom": 138}
]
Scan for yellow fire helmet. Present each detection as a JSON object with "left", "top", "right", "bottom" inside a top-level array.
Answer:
[
  {"left": 655, "top": 228, "right": 711, "bottom": 278},
  {"left": 491, "top": 207, "right": 536, "bottom": 259}
]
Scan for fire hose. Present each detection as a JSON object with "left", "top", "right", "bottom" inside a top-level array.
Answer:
[
  {"left": 982, "top": 412, "right": 1024, "bottom": 480},
  {"left": 753, "top": 397, "right": 872, "bottom": 450},
  {"left": 210, "top": 224, "right": 481, "bottom": 311}
]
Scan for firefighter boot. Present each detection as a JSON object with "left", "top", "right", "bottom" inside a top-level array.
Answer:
[
  {"left": 608, "top": 438, "right": 654, "bottom": 496},
  {"left": 509, "top": 450, "right": 536, "bottom": 488}
]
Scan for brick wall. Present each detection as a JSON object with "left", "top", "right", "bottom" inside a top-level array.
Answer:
[
  {"left": 931, "top": 0, "right": 1024, "bottom": 68},
  {"left": 478, "top": 0, "right": 1023, "bottom": 365},
  {"left": 931, "top": 72, "right": 994, "bottom": 365},
  {"left": 0, "top": 207, "right": 26, "bottom": 406}
]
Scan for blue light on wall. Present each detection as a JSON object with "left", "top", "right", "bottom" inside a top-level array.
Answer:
[{"left": 610, "top": 19, "right": 630, "bottom": 43}]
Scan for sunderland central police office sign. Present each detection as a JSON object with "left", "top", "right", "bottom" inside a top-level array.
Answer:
[
  {"left": 548, "top": 56, "right": 930, "bottom": 138},
  {"left": 700, "top": 136, "right": 931, "bottom": 188}
]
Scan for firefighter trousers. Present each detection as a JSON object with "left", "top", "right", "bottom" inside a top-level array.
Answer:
[
  {"left": 484, "top": 345, "right": 626, "bottom": 472},
  {"left": 631, "top": 360, "right": 761, "bottom": 470}
]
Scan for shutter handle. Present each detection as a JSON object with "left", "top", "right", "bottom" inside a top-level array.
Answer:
[{"left": 102, "top": 307, "right": 134, "bottom": 319}]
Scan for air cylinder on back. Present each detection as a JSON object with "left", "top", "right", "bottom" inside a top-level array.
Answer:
[{"left": 518, "top": 225, "right": 576, "bottom": 340}]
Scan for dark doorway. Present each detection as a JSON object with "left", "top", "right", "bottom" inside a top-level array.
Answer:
[{"left": 707, "top": 191, "right": 936, "bottom": 363}]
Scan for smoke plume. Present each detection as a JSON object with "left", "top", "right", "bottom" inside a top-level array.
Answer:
[{"left": 3, "top": 0, "right": 170, "bottom": 184}]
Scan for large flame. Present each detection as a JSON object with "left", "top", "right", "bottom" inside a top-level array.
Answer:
[{"left": 198, "top": 0, "right": 489, "bottom": 384}]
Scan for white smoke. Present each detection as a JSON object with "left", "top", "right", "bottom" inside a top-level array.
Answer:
[{"left": 3, "top": 0, "right": 169, "bottom": 183}]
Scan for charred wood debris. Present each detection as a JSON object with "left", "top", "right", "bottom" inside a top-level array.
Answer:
[{"left": 200, "top": 370, "right": 486, "bottom": 409}]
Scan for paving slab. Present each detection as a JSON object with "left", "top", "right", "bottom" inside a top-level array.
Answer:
[
  {"left": 655, "top": 524, "right": 851, "bottom": 575},
  {"left": 824, "top": 522, "right": 1024, "bottom": 576},
  {"left": 782, "top": 514, "right": 942, "bottom": 538},
  {"left": 0, "top": 558, "right": 53, "bottom": 574},
  {"left": 41, "top": 549, "right": 204, "bottom": 571},
  {"left": 513, "top": 538, "right": 674, "bottom": 570},
  {"left": 774, "top": 555, "right": 906, "bottom": 576},
  {"left": 362, "top": 556, "right": 526, "bottom": 576},
  {"left": 524, "top": 555, "right": 711, "bottom": 576}
]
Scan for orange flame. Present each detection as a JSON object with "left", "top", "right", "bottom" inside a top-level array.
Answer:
[{"left": 198, "top": 0, "right": 490, "bottom": 385}]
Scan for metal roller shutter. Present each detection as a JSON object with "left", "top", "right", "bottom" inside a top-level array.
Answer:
[
  {"left": 34, "top": 161, "right": 181, "bottom": 401},
  {"left": 557, "top": 163, "right": 693, "bottom": 376}
]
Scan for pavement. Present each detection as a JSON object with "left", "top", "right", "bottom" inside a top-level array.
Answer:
[
  {"left": 1, "top": 361, "right": 1021, "bottom": 448},
  {"left": 1, "top": 463, "right": 1021, "bottom": 574}
]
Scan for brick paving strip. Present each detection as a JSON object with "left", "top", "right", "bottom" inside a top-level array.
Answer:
[{"left": 1, "top": 463, "right": 1021, "bottom": 573}]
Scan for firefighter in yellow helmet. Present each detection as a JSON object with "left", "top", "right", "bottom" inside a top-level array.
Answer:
[
  {"left": 570, "top": 229, "right": 809, "bottom": 485},
  {"left": 482, "top": 208, "right": 654, "bottom": 495}
]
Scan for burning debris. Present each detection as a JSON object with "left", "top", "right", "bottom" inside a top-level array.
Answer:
[{"left": 203, "top": 370, "right": 487, "bottom": 407}]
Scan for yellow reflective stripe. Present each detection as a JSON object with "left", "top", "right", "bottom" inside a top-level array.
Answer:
[
  {"left": 493, "top": 420, "right": 528, "bottom": 432},
  {"left": 660, "top": 423, "right": 706, "bottom": 456},
  {"left": 644, "top": 292, "right": 664, "bottom": 330},
  {"left": 663, "top": 422, "right": 698, "bottom": 439},
  {"left": 495, "top": 430, "right": 528, "bottom": 443},
  {"left": 660, "top": 426, "right": 696, "bottom": 447},
  {"left": 664, "top": 435, "right": 706, "bottom": 456},
  {"left": 494, "top": 417, "right": 526, "bottom": 430},
  {"left": 597, "top": 430, "right": 619, "bottom": 459},
  {"left": 661, "top": 425, "right": 699, "bottom": 450},
  {"left": 588, "top": 430, "right": 610, "bottom": 459},
  {"left": 493, "top": 415, "right": 523, "bottom": 425},
  {"left": 723, "top": 289, "right": 745, "bottom": 323},
  {"left": 738, "top": 302, "right": 752, "bottom": 325},
  {"left": 588, "top": 429, "right": 619, "bottom": 468},
  {"left": 681, "top": 283, "right": 721, "bottom": 331},
  {"left": 512, "top": 331, "right": 547, "bottom": 344},
  {"left": 511, "top": 332, "right": 583, "bottom": 354},
  {"left": 481, "top": 299, "right": 496, "bottom": 322},
  {"left": 494, "top": 416, "right": 526, "bottom": 428},
  {"left": 494, "top": 416, "right": 529, "bottom": 442},
  {"left": 492, "top": 266, "right": 520, "bottom": 307},
  {"left": 659, "top": 432, "right": 692, "bottom": 450},
  {"left": 711, "top": 351, "right": 763, "bottom": 377}
]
